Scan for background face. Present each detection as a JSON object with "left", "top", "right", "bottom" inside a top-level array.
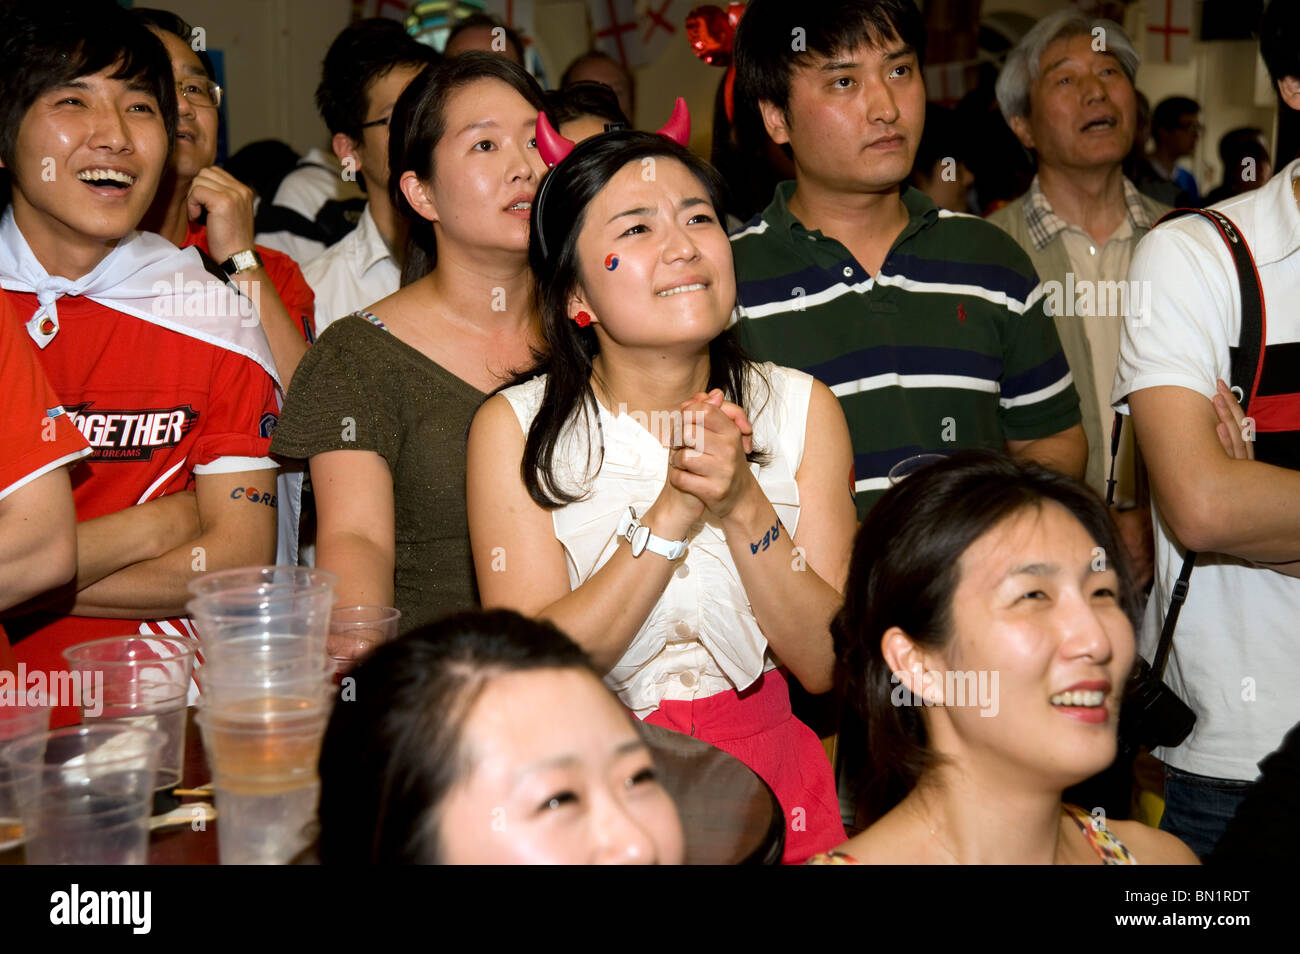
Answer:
[
  {"left": 426, "top": 77, "right": 545, "bottom": 253},
  {"left": 437, "top": 668, "right": 685, "bottom": 864},
  {"left": 1022, "top": 34, "right": 1136, "bottom": 173},
  {"left": 565, "top": 58, "right": 633, "bottom": 124},
  {"left": 154, "top": 29, "right": 219, "bottom": 180},
  {"left": 931, "top": 502, "right": 1135, "bottom": 792},
  {"left": 9, "top": 65, "right": 169, "bottom": 257},
  {"left": 356, "top": 64, "right": 426, "bottom": 193},
  {"left": 572, "top": 157, "right": 734, "bottom": 354},
  {"left": 771, "top": 38, "right": 925, "bottom": 196}
]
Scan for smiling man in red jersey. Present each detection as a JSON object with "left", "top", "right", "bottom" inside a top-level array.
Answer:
[
  {"left": 730, "top": 0, "right": 1086, "bottom": 527},
  {"left": 0, "top": 0, "right": 280, "bottom": 725}
]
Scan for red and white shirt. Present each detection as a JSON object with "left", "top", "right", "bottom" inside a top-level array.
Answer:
[
  {"left": 4, "top": 290, "right": 278, "bottom": 724},
  {"left": 0, "top": 294, "right": 91, "bottom": 672}
]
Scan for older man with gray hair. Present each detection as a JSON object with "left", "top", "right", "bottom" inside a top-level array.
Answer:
[{"left": 988, "top": 8, "right": 1162, "bottom": 591}]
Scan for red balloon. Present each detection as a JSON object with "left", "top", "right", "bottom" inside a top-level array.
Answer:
[{"left": 686, "top": 5, "right": 734, "bottom": 67}]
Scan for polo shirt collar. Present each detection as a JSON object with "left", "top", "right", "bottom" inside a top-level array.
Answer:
[
  {"left": 1242, "top": 157, "right": 1300, "bottom": 268},
  {"left": 1023, "top": 174, "right": 1154, "bottom": 252},
  {"left": 762, "top": 179, "right": 938, "bottom": 248},
  {"left": 352, "top": 203, "right": 394, "bottom": 275}
]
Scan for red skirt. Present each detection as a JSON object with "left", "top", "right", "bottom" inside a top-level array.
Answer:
[{"left": 642, "top": 668, "right": 845, "bottom": 864}]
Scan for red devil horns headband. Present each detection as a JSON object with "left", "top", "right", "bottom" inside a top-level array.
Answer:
[
  {"left": 532, "top": 98, "right": 693, "bottom": 261},
  {"left": 536, "top": 97, "right": 692, "bottom": 168}
]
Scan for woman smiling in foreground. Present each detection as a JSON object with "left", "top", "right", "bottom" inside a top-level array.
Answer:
[
  {"left": 466, "top": 116, "right": 856, "bottom": 863},
  {"left": 813, "top": 451, "right": 1198, "bottom": 864}
]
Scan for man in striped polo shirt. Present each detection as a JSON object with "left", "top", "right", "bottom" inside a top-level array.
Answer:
[{"left": 732, "top": 0, "right": 1086, "bottom": 520}]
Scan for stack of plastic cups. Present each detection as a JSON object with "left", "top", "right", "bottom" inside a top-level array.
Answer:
[
  {"left": 186, "top": 566, "right": 338, "bottom": 864},
  {"left": 62, "top": 636, "right": 197, "bottom": 793}
]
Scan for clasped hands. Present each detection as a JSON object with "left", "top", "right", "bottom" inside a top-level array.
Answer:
[{"left": 654, "top": 388, "right": 760, "bottom": 528}]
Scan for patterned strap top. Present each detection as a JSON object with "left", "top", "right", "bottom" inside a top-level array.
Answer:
[
  {"left": 804, "top": 804, "right": 1140, "bottom": 865},
  {"left": 1062, "top": 803, "right": 1139, "bottom": 865},
  {"left": 354, "top": 309, "right": 389, "bottom": 332}
]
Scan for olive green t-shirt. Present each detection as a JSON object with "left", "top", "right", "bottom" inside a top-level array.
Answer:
[{"left": 271, "top": 313, "right": 485, "bottom": 633}]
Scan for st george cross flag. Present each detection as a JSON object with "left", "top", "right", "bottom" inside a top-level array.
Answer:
[
  {"left": 639, "top": 0, "right": 688, "bottom": 66},
  {"left": 1145, "top": 0, "right": 1193, "bottom": 65},
  {"left": 587, "top": 0, "right": 644, "bottom": 69}
]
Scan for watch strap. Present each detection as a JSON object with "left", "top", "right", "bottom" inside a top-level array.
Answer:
[
  {"left": 221, "top": 248, "right": 263, "bottom": 275},
  {"left": 617, "top": 507, "right": 687, "bottom": 560}
]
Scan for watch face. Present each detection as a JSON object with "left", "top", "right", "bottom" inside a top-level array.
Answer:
[{"left": 631, "top": 524, "right": 650, "bottom": 557}]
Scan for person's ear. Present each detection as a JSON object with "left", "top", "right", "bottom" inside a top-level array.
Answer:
[
  {"left": 1007, "top": 113, "right": 1036, "bottom": 152},
  {"left": 399, "top": 170, "right": 437, "bottom": 224},
  {"left": 566, "top": 286, "right": 597, "bottom": 325},
  {"left": 1278, "top": 76, "right": 1300, "bottom": 112},
  {"left": 881, "top": 626, "right": 944, "bottom": 705},
  {"left": 332, "top": 132, "right": 364, "bottom": 181},
  {"left": 757, "top": 99, "right": 792, "bottom": 146}
]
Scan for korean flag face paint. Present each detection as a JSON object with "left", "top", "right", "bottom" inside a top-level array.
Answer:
[{"left": 604, "top": 253, "right": 619, "bottom": 271}]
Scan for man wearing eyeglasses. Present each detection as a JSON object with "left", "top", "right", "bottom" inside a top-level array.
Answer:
[
  {"left": 135, "top": 8, "right": 318, "bottom": 568},
  {"left": 136, "top": 8, "right": 316, "bottom": 385},
  {"left": 300, "top": 19, "right": 438, "bottom": 333}
]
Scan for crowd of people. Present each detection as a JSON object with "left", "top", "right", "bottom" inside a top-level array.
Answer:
[{"left": 1, "top": 0, "right": 1297, "bottom": 865}]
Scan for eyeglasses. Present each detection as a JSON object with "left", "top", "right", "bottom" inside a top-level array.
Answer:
[
  {"left": 178, "top": 79, "right": 223, "bottom": 109},
  {"left": 360, "top": 116, "right": 389, "bottom": 129}
]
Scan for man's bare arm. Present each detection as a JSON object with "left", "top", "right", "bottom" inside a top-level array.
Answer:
[
  {"left": 1006, "top": 421, "right": 1088, "bottom": 479},
  {"left": 0, "top": 467, "right": 78, "bottom": 611},
  {"left": 1130, "top": 386, "right": 1300, "bottom": 560},
  {"left": 72, "top": 469, "right": 278, "bottom": 619}
]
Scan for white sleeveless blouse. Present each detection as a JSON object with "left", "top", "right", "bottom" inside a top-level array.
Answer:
[{"left": 500, "top": 363, "right": 813, "bottom": 717}]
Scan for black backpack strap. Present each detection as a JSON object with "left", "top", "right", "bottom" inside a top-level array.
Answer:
[
  {"left": 1156, "top": 207, "right": 1267, "bottom": 406},
  {"left": 1139, "top": 206, "right": 1267, "bottom": 676}
]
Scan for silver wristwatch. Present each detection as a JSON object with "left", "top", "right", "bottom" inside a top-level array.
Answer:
[{"left": 617, "top": 507, "right": 688, "bottom": 560}]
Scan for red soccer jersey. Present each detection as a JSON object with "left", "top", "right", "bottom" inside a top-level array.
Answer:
[
  {"left": 185, "top": 223, "right": 317, "bottom": 342},
  {"left": 0, "top": 295, "right": 91, "bottom": 673},
  {"left": 4, "top": 290, "right": 279, "bottom": 725}
]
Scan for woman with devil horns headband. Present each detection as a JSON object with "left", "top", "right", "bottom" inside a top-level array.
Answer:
[{"left": 467, "top": 102, "right": 856, "bottom": 863}]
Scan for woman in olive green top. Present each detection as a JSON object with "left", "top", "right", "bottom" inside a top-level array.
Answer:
[{"left": 272, "top": 54, "right": 548, "bottom": 631}]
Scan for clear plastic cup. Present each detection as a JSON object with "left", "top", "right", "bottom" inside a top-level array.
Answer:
[
  {"left": 186, "top": 568, "right": 337, "bottom": 663},
  {"left": 0, "top": 694, "right": 51, "bottom": 850},
  {"left": 196, "top": 700, "right": 329, "bottom": 864},
  {"left": 326, "top": 605, "right": 402, "bottom": 675},
  {"left": 62, "top": 636, "right": 197, "bottom": 791},
  {"left": 2, "top": 723, "right": 164, "bottom": 864},
  {"left": 186, "top": 565, "right": 338, "bottom": 600},
  {"left": 198, "top": 636, "right": 336, "bottom": 709},
  {"left": 199, "top": 630, "right": 331, "bottom": 673}
]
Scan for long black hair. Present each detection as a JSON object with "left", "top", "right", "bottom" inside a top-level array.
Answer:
[
  {"left": 831, "top": 450, "right": 1141, "bottom": 823},
  {"left": 317, "top": 609, "right": 597, "bottom": 865},
  {"left": 388, "top": 51, "right": 548, "bottom": 286},
  {"left": 520, "top": 130, "right": 765, "bottom": 508}
]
